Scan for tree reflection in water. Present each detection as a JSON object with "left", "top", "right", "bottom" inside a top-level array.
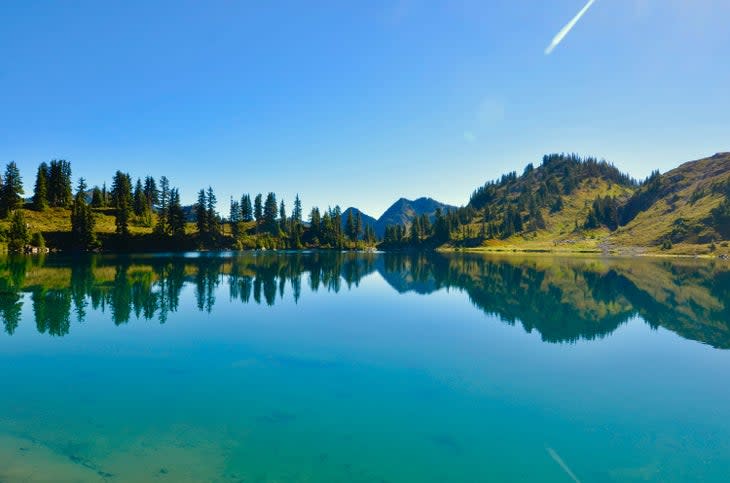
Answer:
[{"left": 1, "top": 252, "right": 729, "bottom": 348}]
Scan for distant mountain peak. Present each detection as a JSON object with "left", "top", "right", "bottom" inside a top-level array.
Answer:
[{"left": 373, "top": 196, "right": 456, "bottom": 237}]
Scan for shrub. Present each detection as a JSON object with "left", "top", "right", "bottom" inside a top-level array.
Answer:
[{"left": 30, "top": 232, "right": 45, "bottom": 249}]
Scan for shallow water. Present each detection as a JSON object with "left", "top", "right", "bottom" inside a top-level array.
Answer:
[{"left": 1, "top": 252, "right": 729, "bottom": 482}]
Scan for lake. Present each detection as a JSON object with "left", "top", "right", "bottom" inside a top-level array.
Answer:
[{"left": 1, "top": 251, "right": 729, "bottom": 482}]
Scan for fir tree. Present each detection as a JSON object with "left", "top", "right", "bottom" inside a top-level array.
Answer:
[
  {"left": 263, "top": 192, "right": 278, "bottom": 234},
  {"left": 101, "top": 183, "right": 109, "bottom": 207},
  {"left": 292, "top": 194, "right": 303, "bottom": 226},
  {"left": 168, "top": 188, "right": 186, "bottom": 237},
  {"left": 155, "top": 176, "right": 171, "bottom": 235},
  {"left": 133, "top": 178, "right": 146, "bottom": 216},
  {"left": 32, "top": 163, "right": 49, "bottom": 211},
  {"left": 0, "top": 162, "right": 24, "bottom": 218},
  {"left": 409, "top": 216, "right": 420, "bottom": 243},
  {"left": 279, "top": 199, "right": 287, "bottom": 233},
  {"left": 229, "top": 198, "right": 242, "bottom": 237},
  {"left": 111, "top": 171, "right": 133, "bottom": 236},
  {"left": 7, "top": 209, "right": 29, "bottom": 252},
  {"left": 309, "top": 207, "right": 321, "bottom": 242},
  {"left": 584, "top": 210, "right": 599, "bottom": 229},
  {"left": 206, "top": 186, "right": 219, "bottom": 235},
  {"left": 143, "top": 176, "right": 159, "bottom": 207},
  {"left": 345, "top": 210, "right": 356, "bottom": 242},
  {"left": 433, "top": 208, "right": 451, "bottom": 242},
  {"left": 196, "top": 189, "right": 208, "bottom": 235},
  {"left": 91, "top": 186, "right": 104, "bottom": 208},
  {"left": 70, "top": 178, "right": 98, "bottom": 251},
  {"left": 421, "top": 213, "right": 431, "bottom": 237},
  {"left": 355, "top": 212, "right": 363, "bottom": 242},
  {"left": 291, "top": 194, "right": 303, "bottom": 244},
  {"left": 241, "top": 194, "right": 253, "bottom": 222},
  {"left": 253, "top": 194, "right": 263, "bottom": 229},
  {"left": 47, "top": 160, "right": 72, "bottom": 207}
]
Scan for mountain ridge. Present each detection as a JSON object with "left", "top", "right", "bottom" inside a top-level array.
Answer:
[
  {"left": 344, "top": 197, "right": 456, "bottom": 238},
  {"left": 441, "top": 151, "right": 730, "bottom": 255}
]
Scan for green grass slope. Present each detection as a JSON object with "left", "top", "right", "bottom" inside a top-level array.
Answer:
[{"left": 609, "top": 153, "right": 730, "bottom": 253}]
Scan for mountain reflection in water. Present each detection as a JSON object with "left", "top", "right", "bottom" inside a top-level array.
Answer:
[{"left": 1, "top": 252, "right": 728, "bottom": 348}]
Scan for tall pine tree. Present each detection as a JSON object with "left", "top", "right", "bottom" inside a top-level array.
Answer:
[
  {"left": 263, "top": 192, "right": 278, "bottom": 234},
  {"left": 111, "top": 171, "right": 133, "bottom": 236},
  {"left": 241, "top": 194, "right": 253, "bottom": 222},
  {"left": 196, "top": 189, "right": 208, "bottom": 235},
  {"left": 71, "top": 178, "right": 98, "bottom": 251},
  {"left": 253, "top": 194, "right": 263, "bottom": 230},
  {"left": 47, "top": 160, "right": 72, "bottom": 207},
  {"left": 0, "top": 162, "right": 24, "bottom": 218},
  {"left": 32, "top": 163, "right": 49, "bottom": 211},
  {"left": 155, "top": 176, "right": 171, "bottom": 235},
  {"left": 168, "top": 188, "right": 186, "bottom": 237},
  {"left": 206, "top": 186, "right": 219, "bottom": 236}
]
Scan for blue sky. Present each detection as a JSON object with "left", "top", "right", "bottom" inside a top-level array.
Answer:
[{"left": 1, "top": 0, "right": 729, "bottom": 217}]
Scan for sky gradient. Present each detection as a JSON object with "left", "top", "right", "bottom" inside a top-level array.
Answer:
[{"left": 1, "top": 0, "right": 729, "bottom": 217}]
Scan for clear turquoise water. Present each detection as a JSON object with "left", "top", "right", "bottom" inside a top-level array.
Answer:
[{"left": 1, "top": 252, "right": 729, "bottom": 482}]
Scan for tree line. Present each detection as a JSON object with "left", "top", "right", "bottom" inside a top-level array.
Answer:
[{"left": 0, "top": 159, "right": 383, "bottom": 252}]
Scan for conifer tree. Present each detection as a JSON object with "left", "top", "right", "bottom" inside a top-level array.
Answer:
[
  {"left": 133, "top": 178, "right": 146, "bottom": 216},
  {"left": 345, "top": 210, "right": 356, "bottom": 242},
  {"left": 168, "top": 188, "right": 186, "bottom": 237},
  {"left": 7, "top": 209, "right": 29, "bottom": 252},
  {"left": 355, "top": 212, "right": 363, "bottom": 241},
  {"left": 292, "top": 194, "right": 302, "bottom": 226},
  {"left": 289, "top": 194, "right": 303, "bottom": 243},
  {"left": 196, "top": 189, "right": 208, "bottom": 235},
  {"left": 420, "top": 214, "right": 431, "bottom": 237},
  {"left": 143, "top": 176, "right": 159, "bottom": 207},
  {"left": 33, "top": 163, "right": 49, "bottom": 211},
  {"left": 263, "top": 192, "right": 278, "bottom": 234},
  {"left": 433, "top": 208, "right": 451, "bottom": 242},
  {"left": 229, "top": 198, "right": 242, "bottom": 237},
  {"left": 279, "top": 199, "right": 287, "bottom": 233},
  {"left": 47, "top": 160, "right": 72, "bottom": 207},
  {"left": 71, "top": 178, "right": 98, "bottom": 251},
  {"left": 229, "top": 198, "right": 241, "bottom": 223},
  {"left": 309, "top": 207, "right": 321, "bottom": 242},
  {"left": 155, "top": 176, "right": 171, "bottom": 234},
  {"left": 409, "top": 217, "right": 420, "bottom": 243},
  {"left": 111, "top": 171, "right": 133, "bottom": 236},
  {"left": 331, "top": 206, "right": 343, "bottom": 247},
  {"left": 0, "top": 162, "right": 24, "bottom": 218},
  {"left": 91, "top": 186, "right": 104, "bottom": 208},
  {"left": 241, "top": 194, "right": 253, "bottom": 222},
  {"left": 206, "top": 186, "right": 219, "bottom": 235},
  {"left": 584, "top": 210, "right": 599, "bottom": 229},
  {"left": 253, "top": 193, "right": 263, "bottom": 229},
  {"left": 101, "top": 183, "right": 109, "bottom": 207},
  {"left": 363, "top": 224, "right": 374, "bottom": 243}
]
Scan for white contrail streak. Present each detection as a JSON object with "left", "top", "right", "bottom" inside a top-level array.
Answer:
[
  {"left": 546, "top": 447, "right": 581, "bottom": 483},
  {"left": 545, "top": 0, "right": 597, "bottom": 55}
]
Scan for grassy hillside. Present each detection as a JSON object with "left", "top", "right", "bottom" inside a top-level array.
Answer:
[
  {"left": 447, "top": 154, "right": 638, "bottom": 253},
  {"left": 0, "top": 207, "right": 149, "bottom": 237},
  {"left": 609, "top": 153, "right": 730, "bottom": 251},
  {"left": 465, "top": 177, "right": 634, "bottom": 253},
  {"left": 0, "top": 206, "right": 213, "bottom": 252},
  {"left": 447, "top": 152, "right": 730, "bottom": 257}
]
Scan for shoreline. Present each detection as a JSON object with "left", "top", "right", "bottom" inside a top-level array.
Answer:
[
  {"left": 438, "top": 246, "right": 729, "bottom": 260},
  {"left": 1, "top": 245, "right": 728, "bottom": 261}
]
